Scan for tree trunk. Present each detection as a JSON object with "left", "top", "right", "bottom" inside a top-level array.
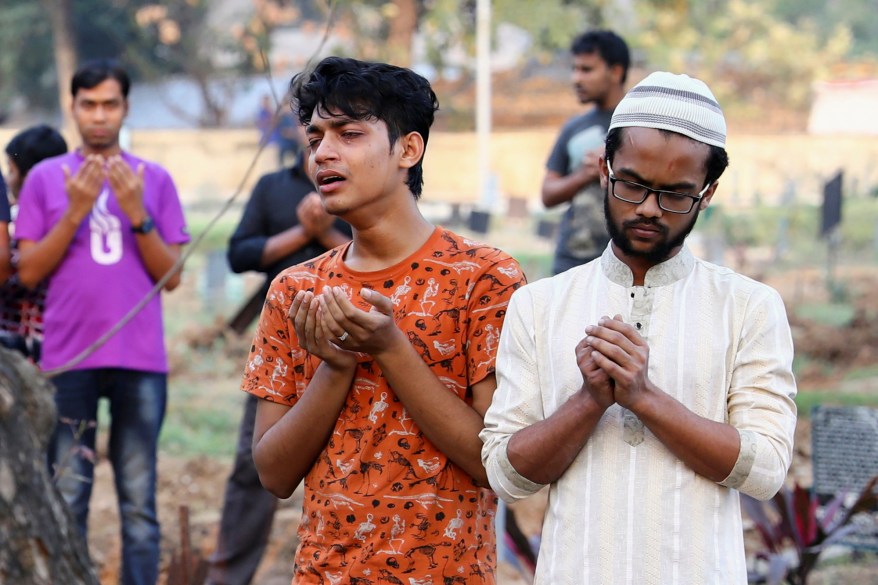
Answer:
[
  {"left": 0, "top": 348, "right": 98, "bottom": 585},
  {"left": 44, "top": 0, "right": 78, "bottom": 137},
  {"left": 387, "top": 0, "right": 418, "bottom": 67}
]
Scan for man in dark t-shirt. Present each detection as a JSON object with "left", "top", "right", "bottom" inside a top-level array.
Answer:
[{"left": 542, "top": 30, "right": 630, "bottom": 274}]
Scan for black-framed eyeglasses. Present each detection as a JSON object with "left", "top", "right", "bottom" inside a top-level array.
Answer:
[{"left": 606, "top": 160, "right": 711, "bottom": 214}]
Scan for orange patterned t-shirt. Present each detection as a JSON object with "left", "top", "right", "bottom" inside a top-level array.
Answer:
[{"left": 243, "top": 227, "right": 526, "bottom": 584}]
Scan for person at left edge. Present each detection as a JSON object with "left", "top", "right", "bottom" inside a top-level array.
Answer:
[
  {"left": 15, "top": 59, "right": 190, "bottom": 585},
  {"left": 0, "top": 166, "right": 12, "bottom": 285},
  {"left": 1, "top": 125, "right": 69, "bottom": 361}
]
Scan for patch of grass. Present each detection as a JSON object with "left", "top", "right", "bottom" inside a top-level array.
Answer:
[
  {"left": 184, "top": 213, "right": 238, "bottom": 253},
  {"left": 795, "top": 390, "right": 878, "bottom": 416},
  {"left": 160, "top": 401, "right": 240, "bottom": 457},
  {"left": 843, "top": 363, "right": 878, "bottom": 381},
  {"left": 793, "top": 354, "right": 838, "bottom": 379},
  {"left": 161, "top": 345, "right": 249, "bottom": 457},
  {"left": 510, "top": 250, "right": 553, "bottom": 282},
  {"left": 160, "top": 378, "right": 243, "bottom": 457},
  {"left": 794, "top": 302, "right": 857, "bottom": 328}
]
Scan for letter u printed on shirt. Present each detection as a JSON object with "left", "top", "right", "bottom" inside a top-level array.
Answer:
[{"left": 89, "top": 187, "right": 123, "bottom": 265}]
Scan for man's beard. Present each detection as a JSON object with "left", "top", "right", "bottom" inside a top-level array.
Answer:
[{"left": 603, "top": 185, "right": 699, "bottom": 264}]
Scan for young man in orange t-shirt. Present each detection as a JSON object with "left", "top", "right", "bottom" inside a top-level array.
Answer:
[{"left": 243, "top": 56, "right": 526, "bottom": 584}]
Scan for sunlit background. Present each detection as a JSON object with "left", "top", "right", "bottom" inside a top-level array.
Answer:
[{"left": 1, "top": 1, "right": 876, "bottom": 583}]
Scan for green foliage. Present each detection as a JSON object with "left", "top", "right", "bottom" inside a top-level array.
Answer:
[
  {"left": 489, "top": 0, "right": 592, "bottom": 55},
  {"left": 160, "top": 399, "right": 239, "bottom": 457},
  {"left": 771, "top": 0, "right": 878, "bottom": 57},
  {"left": 718, "top": 197, "right": 878, "bottom": 258},
  {"left": 0, "top": 2, "right": 55, "bottom": 110},
  {"left": 843, "top": 363, "right": 878, "bottom": 382},
  {"left": 506, "top": 248, "right": 552, "bottom": 282},
  {"left": 795, "top": 390, "right": 878, "bottom": 415},
  {"left": 0, "top": 0, "right": 177, "bottom": 110},
  {"left": 794, "top": 303, "right": 856, "bottom": 328},
  {"left": 185, "top": 213, "right": 237, "bottom": 254},
  {"left": 632, "top": 0, "right": 851, "bottom": 118},
  {"left": 0, "top": 0, "right": 265, "bottom": 123}
]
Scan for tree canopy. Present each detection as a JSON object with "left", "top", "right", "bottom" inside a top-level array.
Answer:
[
  {"left": 0, "top": 0, "right": 289, "bottom": 125},
  {"left": 0, "top": 0, "right": 874, "bottom": 127}
]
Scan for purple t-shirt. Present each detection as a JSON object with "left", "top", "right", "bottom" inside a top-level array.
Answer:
[{"left": 15, "top": 151, "right": 190, "bottom": 373}]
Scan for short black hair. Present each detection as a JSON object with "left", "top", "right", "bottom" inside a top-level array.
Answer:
[
  {"left": 5, "top": 124, "right": 68, "bottom": 177},
  {"left": 71, "top": 59, "right": 131, "bottom": 98},
  {"left": 291, "top": 56, "right": 439, "bottom": 199},
  {"left": 571, "top": 30, "right": 631, "bottom": 84},
  {"left": 605, "top": 127, "right": 729, "bottom": 188}
]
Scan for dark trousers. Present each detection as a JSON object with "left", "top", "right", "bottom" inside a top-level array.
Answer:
[{"left": 206, "top": 394, "right": 278, "bottom": 585}]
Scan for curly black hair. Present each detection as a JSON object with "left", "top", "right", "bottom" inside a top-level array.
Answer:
[{"left": 290, "top": 57, "right": 440, "bottom": 198}]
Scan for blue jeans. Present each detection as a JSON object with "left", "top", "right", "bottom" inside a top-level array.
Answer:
[{"left": 47, "top": 368, "right": 167, "bottom": 585}]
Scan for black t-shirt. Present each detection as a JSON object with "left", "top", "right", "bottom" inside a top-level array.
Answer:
[
  {"left": 227, "top": 160, "right": 352, "bottom": 287},
  {"left": 0, "top": 169, "right": 10, "bottom": 223}
]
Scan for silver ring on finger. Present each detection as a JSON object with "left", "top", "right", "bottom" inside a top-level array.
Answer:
[{"left": 338, "top": 331, "right": 349, "bottom": 342}]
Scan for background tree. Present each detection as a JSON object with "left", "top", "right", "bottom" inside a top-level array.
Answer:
[
  {"left": 43, "top": 0, "right": 78, "bottom": 134},
  {"left": 771, "top": 0, "right": 878, "bottom": 57},
  {"left": 0, "top": 349, "right": 99, "bottom": 585},
  {"left": 0, "top": 1, "right": 57, "bottom": 119},
  {"left": 0, "top": 0, "right": 873, "bottom": 129},
  {"left": 0, "top": 0, "right": 295, "bottom": 128},
  {"left": 633, "top": 0, "right": 851, "bottom": 123}
]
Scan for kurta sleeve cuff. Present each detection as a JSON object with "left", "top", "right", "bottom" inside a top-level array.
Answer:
[
  {"left": 719, "top": 429, "right": 757, "bottom": 491},
  {"left": 486, "top": 439, "right": 546, "bottom": 502}
]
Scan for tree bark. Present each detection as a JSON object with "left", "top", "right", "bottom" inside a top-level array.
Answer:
[
  {"left": 44, "top": 0, "right": 78, "bottom": 137},
  {"left": 387, "top": 0, "right": 418, "bottom": 67},
  {"left": 0, "top": 348, "right": 98, "bottom": 585}
]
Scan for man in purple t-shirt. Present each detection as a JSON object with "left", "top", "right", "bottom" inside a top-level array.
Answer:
[{"left": 15, "top": 59, "right": 189, "bottom": 585}]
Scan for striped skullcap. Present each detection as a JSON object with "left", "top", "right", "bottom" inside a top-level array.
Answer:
[{"left": 609, "top": 71, "right": 726, "bottom": 148}]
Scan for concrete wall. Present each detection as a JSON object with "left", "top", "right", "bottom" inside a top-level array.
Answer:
[{"left": 2, "top": 127, "right": 876, "bottom": 211}]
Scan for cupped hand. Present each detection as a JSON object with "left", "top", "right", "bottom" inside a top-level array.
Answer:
[
  {"left": 288, "top": 289, "right": 356, "bottom": 370},
  {"left": 62, "top": 155, "right": 104, "bottom": 223},
  {"left": 105, "top": 155, "right": 146, "bottom": 222},
  {"left": 317, "top": 286, "right": 404, "bottom": 356}
]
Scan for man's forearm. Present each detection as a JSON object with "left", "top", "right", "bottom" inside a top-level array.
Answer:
[
  {"left": 134, "top": 233, "right": 183, "bottom": 290},
  {"left": 0, "top": 228, "right": 12, "bottom": 284},
  {"left": 631, "top": 387, "right": 740, "bottom": 483},
  {"left": 17, "top": 213, "right": 82, "bottom": 288},
  {"left": 253, "top": 361, "right": 355, "bottom": 497},
  {"left": 541, "top": 168, "right": 594, "bottom": 208},
  {"left": 260, "top": 225, "right": 311, "bottom": 268},
  {"left": 506, "top": 390, "right": 606, "bottom": 484},
  {"left": 373, "top": 336, "right": 493, "bottom": 485}
]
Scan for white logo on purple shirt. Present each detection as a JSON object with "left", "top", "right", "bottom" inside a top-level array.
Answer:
[{"left": 89, "top": 188, "right": 123, "bottom": 265}]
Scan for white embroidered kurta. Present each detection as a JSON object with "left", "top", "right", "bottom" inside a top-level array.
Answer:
[{"left": 480, "top": 245, "right": 797, "bottom": 585}]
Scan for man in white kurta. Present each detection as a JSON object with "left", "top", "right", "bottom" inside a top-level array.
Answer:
[{"left": 480, "top": 72, "right": 797, "bottom": 585}]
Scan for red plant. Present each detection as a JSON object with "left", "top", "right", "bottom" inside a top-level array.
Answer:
[{"left": 741, "top": 476, "right": 878, "bottom": 585}]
